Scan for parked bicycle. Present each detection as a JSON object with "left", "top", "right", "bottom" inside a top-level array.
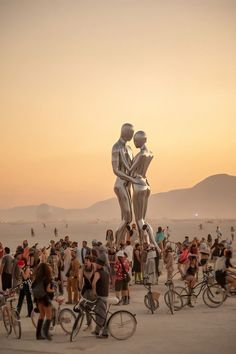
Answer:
[
  {"left": 31, "top": 291, "right": 76, "bottom": 334},
  {"left": 0, "top": 286, "right": 21, "bottom": 339},
  {"left": 164, "top": 277, "right": 183, "bottom": 314},
  {"left": 143, "top": 276, "right": 160, "bottom": 314},
  {"left": 70, "top": 296, "right": 137, "bottom": 341},
  {"left": 174, "top": 267, "right": 225, "bottom": 308}
]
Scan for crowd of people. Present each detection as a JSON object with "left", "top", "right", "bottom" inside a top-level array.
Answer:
[{"left": 0, "top": 223, "right": 235, "bottom": 340}]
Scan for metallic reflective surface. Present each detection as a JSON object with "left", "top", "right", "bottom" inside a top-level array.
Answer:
[
  {"left": 112, "top": 123, "right": 134, "bottom": 245},
  {"left": 130, "top": 131, "right": 157, "bottom": 246},
  {"left": 112, "top": 125, "right": 156, "bottom": 246}
]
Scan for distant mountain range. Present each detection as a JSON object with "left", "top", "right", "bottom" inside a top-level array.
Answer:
[{"left": 0, "top": 174, "right": 235, "bottom": 221}]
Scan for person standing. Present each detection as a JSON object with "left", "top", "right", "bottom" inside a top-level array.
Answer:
[
  {"left": 145, "top": 244, "right": 157, "bottom": 284},
  {"left": 32, "top": 263, "right": 55, "bottom": 340},
  {"left": 0, "top": 247, "right": 13, "bottom": 290},
  {"left": 114, "top": 250, "right": 130, "bottom": 305},
  {"left": 91, "top": 258, "right": 109, "bottom": 338},
  {"left": 79, "top": 255, "right": 95, "bottom": 331},
  {"left": 163, "top": 246, "right": 174, "bottom": 281},
  {"left": 81, "top": 241, "right": 91, "bottom": 264},
  {"left": 22, "top": 240, "right": 30, "bottom": 263},
  {"left": 66, "top": 249, "right": 80, "bottom": 304},
  {"left": 133, "top": 243, "right": 142, "bottom": 283},
  {"left": 16, "top": 258, "right": 33, "bottom": 317}
]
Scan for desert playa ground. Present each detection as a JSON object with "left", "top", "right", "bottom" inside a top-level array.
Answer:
[
  {"left": 0, "top": 219, "right": 235, "bottom": 354},
  {"left": 0, "top": 273, "right": 235, "bottom": 354}
]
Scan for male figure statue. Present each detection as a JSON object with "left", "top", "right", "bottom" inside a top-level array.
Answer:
[{"left": 112, "top": 123, "right": 137, "bottom": 246}]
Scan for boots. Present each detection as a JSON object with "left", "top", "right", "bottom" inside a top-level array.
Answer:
[
  {"left": 43, "top": 319, "right": 52, "bottom": 340},
  {"left": 122, "top": 296, "right": 129, "bottom": 305},
  {"left": 36, "top": 319, "right": 45, "bottom": 340}
]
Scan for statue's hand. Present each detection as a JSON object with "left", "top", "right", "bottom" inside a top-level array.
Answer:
[{"left": 132, "top": 176, "right": 146, "bottom": 186}]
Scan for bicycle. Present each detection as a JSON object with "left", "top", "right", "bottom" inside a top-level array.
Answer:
[
  {"left": 31, "top": 292, "right": 76, "bottom": 334},
  {"left": 143, "top": 276, "right": 160, "bottom": 314},
  {"left": 70, "top": 296, "right": 137, "bottom": 341},
  {"left": 164, "top": 277, "right": 183, "bottom": 314},
  {"left": 174, "top": 267, "right": 225, "bottom": 308},
  {"left": 1, "top": 286, "right": 22, "bottom": 339}
]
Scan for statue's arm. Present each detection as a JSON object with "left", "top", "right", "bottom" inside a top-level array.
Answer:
[
  {"left": 120, "top": 149, "right": 131, "bottom": 171},
  {"left": 129, "top": 152, "right": 143, "bottom": 173},
  {"left": 112, "top": 148, "right": 133, "bottom": 182}
]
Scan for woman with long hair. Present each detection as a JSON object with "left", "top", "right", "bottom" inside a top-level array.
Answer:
[{"left": 32, "top": 263, "right": 55, "bottom": 340}]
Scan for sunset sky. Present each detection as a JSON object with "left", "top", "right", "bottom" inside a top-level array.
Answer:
[{"left": 1, "top": 0, "right": 236, "bottom": 209}]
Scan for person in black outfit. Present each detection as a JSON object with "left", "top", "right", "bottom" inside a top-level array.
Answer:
[
  {"left": 0, "top": 247, "right": 13, "bottom": 290},
  {"left": 79, "top": 255, "right": 95, "bottom": 330},
  {"left": 91, "top": 258, "right": 109, "bottom": 338},
  {"left": 32, "top": 263, "right": 55, "bottom": 340},
  {"left": 16, "top": 258, "right": 33, "bottom": 317},
  {"left": 81, "top": 241, "right": 91, "bottom": 264}
]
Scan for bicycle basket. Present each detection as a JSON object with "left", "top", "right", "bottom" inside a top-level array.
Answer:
[{"left": 152, "top": 292, "right": 160, "bottom": 301}]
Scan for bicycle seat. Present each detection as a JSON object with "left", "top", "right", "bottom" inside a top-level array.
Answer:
[{"left": 107, "top": 297, "right": 119, "bottom": 305}]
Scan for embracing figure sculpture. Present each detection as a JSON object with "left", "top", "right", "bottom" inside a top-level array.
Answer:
[{"left": 112, "top": 124, "right": 157, "bottom": 246}]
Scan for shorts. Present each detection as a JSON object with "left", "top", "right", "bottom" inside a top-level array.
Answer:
[{"left": 115, "top": 279, "right": 128, "bottom": 292}]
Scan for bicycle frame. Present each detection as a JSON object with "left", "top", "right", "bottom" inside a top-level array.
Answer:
[{"left": 74, "top": 297, "right": 112, "bottom": 328}]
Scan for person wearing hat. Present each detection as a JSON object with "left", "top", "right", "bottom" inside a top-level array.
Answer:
[
  {"left": 114, "top": 250, "right": 130, "bottom": 305},
  {"left": 91, "top": 257, "right": 109, "bottom": 338},
  {"left": 199, "top": 242, "right": 210, "bottom": 273}
]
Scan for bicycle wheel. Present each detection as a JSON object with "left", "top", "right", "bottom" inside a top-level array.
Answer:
[
  {"left": 59, "top": 308, "right": 76, "bottom": 334},
  {"left": 70, "top": 311, "right": 84, "bottom": 342},
  {"left": 31, "top": 308, "right": 40, "bottom": 328},
  {"left": 203, "top": 284, "right": 225, "bottom": 308},
  {"left": 2, "top": 306, "right": 12, "bottom": 335},
  {"left": 166, "top": 290, "right": 174, "bottom": 314},
  {"left": 108, "top": 310, "right": 137, "bottom": 340},
  {"left": 12, "top": 310, "right": 22, "bottom": 339},
  {"left": 164, "top": 290, "right": 183, "bottom": 313},
  {"left": 144, "top": 294, "right": 159, "bottom": 313},
  {"left": 174, "top": 286, "right": 189, "bottom": 307}
]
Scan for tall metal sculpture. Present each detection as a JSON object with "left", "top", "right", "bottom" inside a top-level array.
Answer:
[
  {"left": 130, "top": 131, "right": 157, "bottom": 247},
  {"left": 112, "top": 125, "right": 157, "bottom": 246}
]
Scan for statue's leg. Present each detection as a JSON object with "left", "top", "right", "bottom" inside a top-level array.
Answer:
[
  {"left": 143, "top": 187, "right": 151, "bottom": 220},
  {"left": 133, "top": 185, "right": 146, "bottom": 245},
  {"left": 145, "top": 222, "right": 158, "bottom": 248},
  {"left": 114, "top": 181, "right": 132, "bottom": 246}
]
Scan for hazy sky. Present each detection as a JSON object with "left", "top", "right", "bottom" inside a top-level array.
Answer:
[{"left": 1, "top": 0, "right": 236, "bottom": 209}]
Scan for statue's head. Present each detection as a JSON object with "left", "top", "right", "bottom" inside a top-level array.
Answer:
[
  {"left": 133, "top": 131, "right": 147, "bottom": 148},
  {"left": 120, "top": 123, "right": 134, "bottom": 142}
]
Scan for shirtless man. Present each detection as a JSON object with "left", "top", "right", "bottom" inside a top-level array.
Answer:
[{"left": 112, "top": 123, "right": 142, "bottom": 246}]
